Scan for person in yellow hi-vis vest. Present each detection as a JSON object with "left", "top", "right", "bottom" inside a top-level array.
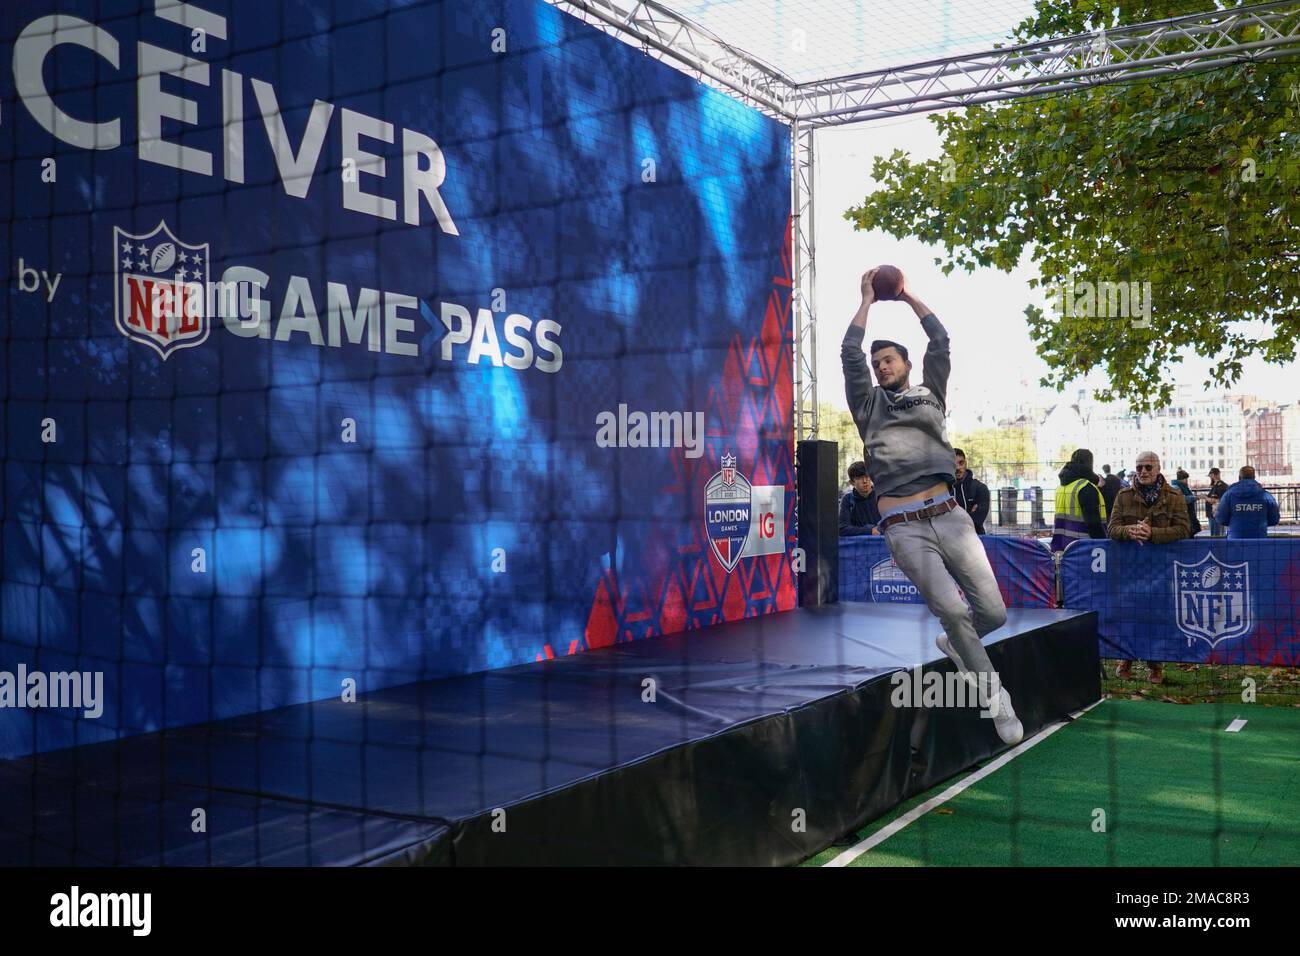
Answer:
[{"left": 1051, "top": 448, "right": 1107, "bottom": 552}]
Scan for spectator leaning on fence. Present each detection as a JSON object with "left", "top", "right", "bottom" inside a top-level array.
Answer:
[
  {"left": 1215, "top": 465, "right": 1280, "bottom": 539},
  {"left": 1100, "top": 464, "right": 1122, "bottom": 514},
  {"left": 953, "top": 448, "right": 991, "bottom": 535},
  {"left": 1051, "top": 448, "right": 1107, "bottom": 552},
  {"left": 839, "top": 461, "right": 883, "bottom": 536},
  {"left": 1107, "top": 450, "right": 1191, "bottom": 684}
]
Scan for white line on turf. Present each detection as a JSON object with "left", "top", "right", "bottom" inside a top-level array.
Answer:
[
  {"left": 1225, "top": 718, "right": 1247, "bottom": 733},
  {"left": 824, "top": 698, "right": 1106, "bottom": 868}
]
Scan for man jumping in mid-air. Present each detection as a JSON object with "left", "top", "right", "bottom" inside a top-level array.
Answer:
[{"left": 841, "top": 268, "right": 1022, "bottom": 745}]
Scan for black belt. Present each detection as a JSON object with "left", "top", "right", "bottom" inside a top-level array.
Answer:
[{"left": 879, "top": 496, "right": 958, "bottom": 530}]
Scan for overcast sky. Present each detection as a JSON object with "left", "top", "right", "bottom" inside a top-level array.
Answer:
[{"left": 813, "top": 115, "right": 1300, "bottom": 422}]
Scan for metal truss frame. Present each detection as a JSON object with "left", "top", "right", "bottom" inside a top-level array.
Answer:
[
  {"left": 791, "top": 120, "right": 816, "bottom": 451},
  {"left": 547, "top": 0, "right": 1300, "bottom": 439}
]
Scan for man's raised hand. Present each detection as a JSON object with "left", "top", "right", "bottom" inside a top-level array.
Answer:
[
  {"left": 897, "top": 271, "right": 914, "bottom": 303},
  {"left": 895, "top": 271, "right": 933, "bottom": 321},
  {"left": 860, "top": 268, "right": 878, "bottom": 306}
]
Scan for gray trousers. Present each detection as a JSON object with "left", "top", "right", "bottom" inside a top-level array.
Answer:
[{"left": 883, "top": 504, "right": 1008, "bottom": 686}]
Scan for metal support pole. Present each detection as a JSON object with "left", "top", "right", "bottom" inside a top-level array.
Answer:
[{"left": 791, "top": 121, "right": 818, "bottom": 442}]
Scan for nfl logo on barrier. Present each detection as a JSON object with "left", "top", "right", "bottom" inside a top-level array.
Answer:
[
  {"left": 113, "top": 221, "right": 210, "bottom": 359},
  {"left": 1174, "top": 552, "right": 1252, "bottom": 649}
]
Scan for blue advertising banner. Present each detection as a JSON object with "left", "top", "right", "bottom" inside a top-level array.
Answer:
[
  {"left": 1060, "top": 539, "right": 1300, "bottom": 665},
  {"left": 839, "top": 535, "right": 1057, "bottom": 609},
  {"left": 0, "top": 1, "right": 793, "bottom": 757}
]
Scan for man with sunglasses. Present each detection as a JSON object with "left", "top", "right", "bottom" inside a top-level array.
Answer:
[{"left": 1106, "top": 451, "right": 1191, "bottom": 683}]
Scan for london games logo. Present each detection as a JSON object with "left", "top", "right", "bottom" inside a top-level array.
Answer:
[
  {"left": 1175, "top": 552, "right": 1252, "bottom": 649},
  {"left": 113, "top": 222, "right": 210, "bottom": 359},
  {"left": 870, "top": 556, "right": 923, "bottom": 603},
  {"left": 704, "top": 451, "right": 784, "bottom": 572}
]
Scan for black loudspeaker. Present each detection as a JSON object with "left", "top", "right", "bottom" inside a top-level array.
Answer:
[{"left": 796, "top": 439, "right": 839, "bottom": 606}]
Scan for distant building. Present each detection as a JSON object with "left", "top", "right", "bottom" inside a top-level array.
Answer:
[
  {"left": 1070, "top": 386, "right": 1247, "bottom": 482},
  {"left": 1158, "top": 390, "right": 1246, "bottom": 480},
  {"left": 1034, "top": 390, "right": 1092, "bottom": 482},
  {"left": 948, "top": 384, "right": 1295, "bottom": 490},
  {"left": 1089, "top": 407, "right": 1147, "bottom": 478},
  {"left": 1244, "top": 405, "right": 1290, "bottom": 477},
  {"left": 1283, "top": 404, "right": 1300, "bottom": 478}
]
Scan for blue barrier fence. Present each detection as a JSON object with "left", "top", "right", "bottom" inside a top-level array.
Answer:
[
  {"left": 1060, "top": 539, "right": 1300, "bottom": 666},
  {"left": 841, "top": 536, "right": 1300, "bottom": 666},
  {"left": 839, "top": 535, "right": 1057, "bottom": 609}
]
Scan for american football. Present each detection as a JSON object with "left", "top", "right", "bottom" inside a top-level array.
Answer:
[
  {"left": 150, "top": 241, "right": 176, "bottom": 274},
  {"left": 872, "top": 263, "right": 905, "bottom": 300}
]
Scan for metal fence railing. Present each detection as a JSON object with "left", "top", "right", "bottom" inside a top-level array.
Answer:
[
  {"left": 835, "top": 481, "right": 1300, "bottom": 538},
  {"left": 1258, "top": 484, "right": 1300, "bottom": 523},
  {"left": 982, "top": 484, "right": 1300, "bottom": 537}
]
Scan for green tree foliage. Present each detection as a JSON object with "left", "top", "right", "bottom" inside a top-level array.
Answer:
[
  {"left": 818, "top": 403, "right": 865, "bottom": 486},
  {"left": 845, "top": 0, "right": 1300, "bottom": 412},
  {"left": 949, "top": 423, "right": 1040, "bottom": 485},
  {"left": 1054, "top": 444, "right": 1079, "bottom": 474}
]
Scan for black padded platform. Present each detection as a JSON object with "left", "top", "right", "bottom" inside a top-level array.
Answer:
[{"left": 0, "top": 604, "right": 1099, "bottom": 866}]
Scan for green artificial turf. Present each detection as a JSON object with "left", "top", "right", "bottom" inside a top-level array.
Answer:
[{"left": 804, "top": 700, "right": 1299, "bottom": 867}]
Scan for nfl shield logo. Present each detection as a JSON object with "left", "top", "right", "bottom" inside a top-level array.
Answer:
[
  {"left": 705, "top": 450, "right": 752, "bottom": 573},
  {"left": 1174, "top": 552, "right": 1252, "bottom": 649},
  {"left": 113, "top": 221, "right": 210, "bottom": 359}
]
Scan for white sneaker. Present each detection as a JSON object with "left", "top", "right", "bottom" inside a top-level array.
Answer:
[
  {"left": 987, "top": 687, "right": 1024, "bottom": 745},
  {"left": 939, "top": 633, "right": 1022, "bottom": 743}
]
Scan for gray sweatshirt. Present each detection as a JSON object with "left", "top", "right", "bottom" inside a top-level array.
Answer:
[{"left": 841, "top": 313, "right": 955, "bottom": 500}]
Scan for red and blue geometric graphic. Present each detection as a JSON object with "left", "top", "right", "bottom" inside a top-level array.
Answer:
[{"left": 577, "top": 218, "right": 797, "bottom": 657}]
